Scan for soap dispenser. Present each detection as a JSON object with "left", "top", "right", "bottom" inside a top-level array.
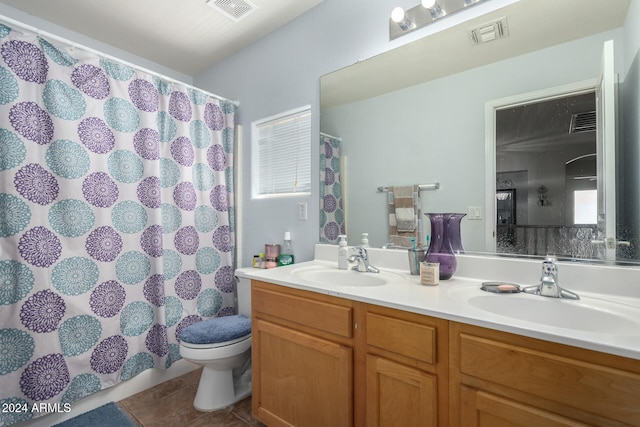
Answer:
[
  {"left": 338, "top": 235, "right": 349, "bottom": 270},
  {"left": 360, "top": 233, "right": 370, "bottom": 248}
]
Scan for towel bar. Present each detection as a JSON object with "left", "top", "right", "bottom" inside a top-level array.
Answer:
[{"left": 377, "top": 183, "right": 440, "bottom": 193}]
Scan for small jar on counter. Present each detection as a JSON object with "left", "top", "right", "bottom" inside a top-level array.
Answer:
[
  {"left": 256, "top": 253, "right": 266, "bottom": 269},
  {"left": 420, "top": 262, "right": 439, "bottom": 286},
  {"left": 265, "top": 244, "right": 280, "bottom": 269}
]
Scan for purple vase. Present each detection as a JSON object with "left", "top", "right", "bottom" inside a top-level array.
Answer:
[
  {"left": 424, "top": 213, "right": 464, "bottom": 280},
  {"left": 448, "top": 213, "right": 466, "bottom": 254}
]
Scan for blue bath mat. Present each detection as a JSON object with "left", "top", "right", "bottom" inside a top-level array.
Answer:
[{"left": 52, "top": 402, "right": 136, "bottom": 427}]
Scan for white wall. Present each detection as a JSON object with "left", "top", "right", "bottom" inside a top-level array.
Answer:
[
  {"left": 624, "top": 0, "right": 640, "bottom": 71},
  {"left": 195, "top": 0, "right": 519, "bottom": 266}
]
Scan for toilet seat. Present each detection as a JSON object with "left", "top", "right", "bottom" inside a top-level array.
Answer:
[{"left": 180, "top": 333, "right": 251, "bottom": 349}]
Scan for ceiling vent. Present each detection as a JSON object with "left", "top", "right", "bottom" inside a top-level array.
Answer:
[
  {"left": 569, "top": 111, "right": 597, "bottom": 133},
  {"left": 468, "top": 17, "right": 509, "bottom": 45},
  {"left": 206, "top": 0, "right": 257, "bottom": 22}
]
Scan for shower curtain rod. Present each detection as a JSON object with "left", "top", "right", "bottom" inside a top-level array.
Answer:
[
  {"left": 0, "top": 14, "right": 240, "bottom": 108},
  {"left": 320, "top": 132, "right": 342, "bottom": 141}
]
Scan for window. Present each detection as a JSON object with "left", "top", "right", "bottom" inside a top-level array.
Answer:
[
  {"left": 251, "top": 106, "right": 311, "bottom": 198},
  {"left": 574, "top": 189, "right": 597, "bottom": 224}
]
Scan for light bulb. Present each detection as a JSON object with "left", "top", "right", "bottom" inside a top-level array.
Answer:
[
  {"left": 422, "top": 0, "right": 437, "bottom": 9},
  {"left": 422, "top": 0, "right": 444, "bottom": 18},
  {"left": 391, "top": 7, "right": 406, "bottom": 23}
]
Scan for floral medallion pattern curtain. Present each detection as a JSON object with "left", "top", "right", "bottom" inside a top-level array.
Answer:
[
  {"left": 0, "top": 23, "right": 235, "bottom": 425},
  {"left": 319, "top": 134, "right": 344, "bottom": 243}
]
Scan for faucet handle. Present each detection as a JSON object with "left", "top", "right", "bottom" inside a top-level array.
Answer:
[
  {"left": 347, "top": 247, "right": 364, "bottom": 263},
  {"left": 354, "top": 246, "right": 368, "bottom": 258}
]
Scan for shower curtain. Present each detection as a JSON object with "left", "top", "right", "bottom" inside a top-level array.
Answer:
[
  {"left": 0, "top": 23, "right": 236, "bottom": 425},
  {"left": 319, "top": 133, "right": 344, "bottom": 243}
]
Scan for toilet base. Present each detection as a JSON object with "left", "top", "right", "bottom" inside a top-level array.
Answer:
[{"left": 193, "top": 361, "right": 252, "bottom": 412}]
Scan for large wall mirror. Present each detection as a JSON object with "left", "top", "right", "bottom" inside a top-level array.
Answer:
[{"left": 319, "top": 0, "right": 639, "bottom": 264}]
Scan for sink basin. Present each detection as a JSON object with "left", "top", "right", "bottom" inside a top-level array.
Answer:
[
  {"left": 290, "top": 265, "right": 405, "bottom": 287},
  {"left": 450, "top": 287, "right": 640, "bottom": 334}
]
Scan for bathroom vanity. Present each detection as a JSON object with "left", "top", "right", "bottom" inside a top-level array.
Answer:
[
  {"left": 250, "top": 280, "right": 445, "bottom": 426},
  {"left": 239, "top": 245, "right": 640, "bottom": 426}
]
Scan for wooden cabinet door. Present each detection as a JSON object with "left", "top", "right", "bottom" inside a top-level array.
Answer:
[
  {"left": 366, "top": 354, "right": 437, "bottom": 427},
  {"left": 460, "top": 386, "right": 590, "bottom": 427},
  {"left": 253, "top": 319, "right": 352, "bottom": 427}
]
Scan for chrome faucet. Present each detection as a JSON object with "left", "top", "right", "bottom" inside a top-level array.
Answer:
[
  {"left": 523, "top": 257, "right": 579, "bottom": 300},
  {"left": 348, "top": 247, "right": 380, "bottom": 273}
]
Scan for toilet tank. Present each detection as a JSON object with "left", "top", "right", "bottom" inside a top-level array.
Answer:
[{"left": 236, "top": 276, "right": 252, "bottom": 317}]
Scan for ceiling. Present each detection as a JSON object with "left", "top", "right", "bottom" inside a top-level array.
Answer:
[
  {"left": 497, "top": 92, "right": 596, "bottom": 152},
  {"left": 0, "top": 0, "right": 325, "bottom": 76}
]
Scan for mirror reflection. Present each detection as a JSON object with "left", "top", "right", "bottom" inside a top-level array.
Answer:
[
  {"left": 319, "top": 0, "right": 639, "bottom": 264},
  {"left": 495, "top": 91, "right": 599, "bottom": 259}
]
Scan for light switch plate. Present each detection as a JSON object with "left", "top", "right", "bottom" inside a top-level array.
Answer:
[{"left": 468, "top": 206, "right": 482, "bottom": 220}]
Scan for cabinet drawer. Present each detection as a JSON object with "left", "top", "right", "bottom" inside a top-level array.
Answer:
[
  {"left": 252, "top": 282, "right": 353, "bottom": 339},
  {"left": 458, "top": 332, "right": 640, "bottom": 425},
  {"left": 366, "top": 312, "right": 436, "bottom": 364}
]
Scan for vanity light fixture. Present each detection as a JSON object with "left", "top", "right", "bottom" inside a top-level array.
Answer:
[{"left": 390, "top": 0, "right": 488, "bottom": 40}]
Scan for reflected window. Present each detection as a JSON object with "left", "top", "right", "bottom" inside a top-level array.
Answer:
[{"left": 574, "top": 190, "right": 597, "bottom": 224}]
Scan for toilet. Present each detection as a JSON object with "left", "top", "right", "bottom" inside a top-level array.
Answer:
[{"left": 179, "top": 276, "right": 252, "bottom": 412}]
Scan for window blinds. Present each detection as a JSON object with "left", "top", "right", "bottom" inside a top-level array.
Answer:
[{"left": 254, "top": 108, "right": 311, "bottom": 196}]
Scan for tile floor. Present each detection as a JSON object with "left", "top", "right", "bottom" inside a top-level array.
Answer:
[{"left": 117, "top": 368, "right": 265, "bottom": 426}]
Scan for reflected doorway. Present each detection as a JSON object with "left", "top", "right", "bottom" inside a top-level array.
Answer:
[{"left": 494, "top": 90, "right": 597, "bottom": 257}]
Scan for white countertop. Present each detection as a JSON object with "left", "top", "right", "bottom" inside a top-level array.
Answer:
[{"left": 237, "top": 244, "right": 640, "bottom": 360}]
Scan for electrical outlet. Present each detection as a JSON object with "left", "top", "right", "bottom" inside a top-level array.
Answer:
[{"left": 298, "top": 202, "right": 308, "bottom": 220}]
